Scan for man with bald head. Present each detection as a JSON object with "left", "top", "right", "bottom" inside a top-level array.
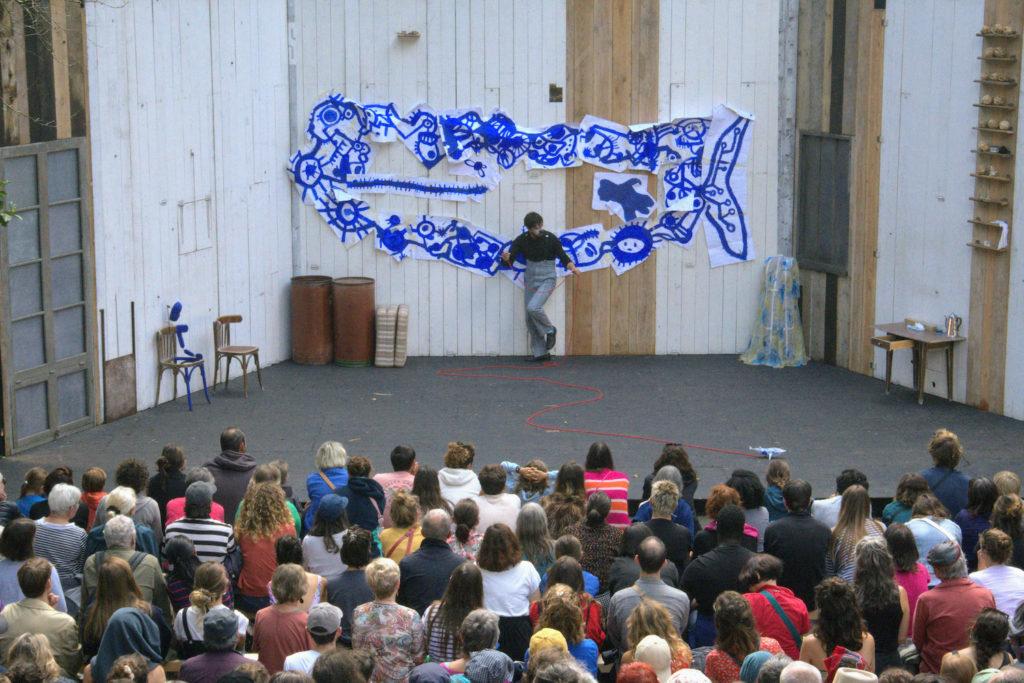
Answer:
[{"left": 396, "top": 509, "right": 466, "bottom": 613}]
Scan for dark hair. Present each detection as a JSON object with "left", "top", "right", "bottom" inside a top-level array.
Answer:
[
  {"left": 16, "top": 557, "right": 51, "bottom": 598},
  {"left": 275, "top": 535, "right": 304, "bottom": 565},
  {"left": 340, "top": 528, "right": 372, "bottom": 568},
  {"left": 412, "top": 467, "right": 452, "bottom": 517},
  {"left": 912, "top": 493, "right": 949, "bottom": 519},
  {"left": 220, "top": 427, "right": 246, "bottom": 453},
  {"left": 310, "top": 631, "right": 339, "bottom": 647},
  {"left": 0, "top": 519, "right": 37, "bottom": 562},
  {"left": 585, "top": 491, "right": 611, "bottom": 528},
  {"left": 894, "top": 474, "right": 930, "bottom": 507},
  {"left": 42, "top": 467, "right": 73, "bottom": 494},
  {"left": 739, "top": 553, "right": 784, "bottom": 590},
  {"left": 585, "top": 442, "right": 614, "bottom": 471},
  {"left": 184, "top": 494, "right": 212, "bottom": 520},
  {"left": 82, "top": 467, "right": 107, "bottom": 493},
  {"left": 553, "top": 461, "right": 586, "bottom": 497},
  {"left": 164, "top": 535, "right": 201, "bottom": 586},
  {"left": 837, "top": 469, "right": 869, "bottom": 494},
  {"left": 347, "top": 456, "right": 371, "bottom": 478},
  {"left": 426, "top": 562, "right": 483, "bottom": 658},
  {"left": 453, "top": 498, "right": 479, "bottom": 544},
  {"left": 115, "top": 459, "right": 149, "bottom": 494},
  {"left": 19, "top": 467, "right": 46, "bottom": 499},
  {"left": 156, "top": 444, "right": 186, "bottom": 475},
  {"left": 619, "top": 523, "right": 653, "bottom": 557},
  {"left": 967, "top": 478, "right": 999, "bottom": 518},
  {"left": 477, "top": 464, "right": 507, "bottom": 496},
  {"left": 554, "top": 535, "right": 582, "bottom": 560},
  {"left": 885, "top": 523, "right": 920, "bottom": 572},
  {"left": 524, "top": 212, "right": 543, "bottom": 230},
  {"left": 312, "top": 650, "right": 365, "bottom": 683},
  {"left": 714, "top": 591, "right": 761, "bottom": 662},
  {"left": 928, "top": 429, "right": 963, "bottom": 470},
  {"left": 971, "top": 608, "right": 1009, "bottom": 670},
  {"left": 310, "top": 506, "right": 349, "bottom": 554},
  {"left": 477, "top": 523, "right": 521, "bottom": 571},
  {"left": 813, "top": 577, "right": 864, "bottom": 652},
  {"left": 637, "top": 537, "right": 667, "bottom": 573},
  {"left": 545, "top": 556, "right": 585, "bottom": 593},
  {"left": 653, "top": 444, "right": 697, "bottom": 483},
  {"left": 783, "top": 480, "right": 813, "bottom": 513},
  {"left": 853, "top": 538, "right": 900, "bottom": 616},
  {"left": 389, "top": 445, "right": 416, "bottom": 472},
  {"left": 717, "top": 504, "right": 746, "bottom": 542},
  {"left": 727, "top": 469, "right": 765, "bottom": 509}
]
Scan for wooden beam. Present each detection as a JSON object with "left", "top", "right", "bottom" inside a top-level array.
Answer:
[
  {"left": 50, "top": 0, "right": 70, "bottom": 138},
  {"left": 63, "top": 0, "right": 86, "bottom": 137},
  {"left": 0, "top": 0, "right": 31, "bottom": 145}
]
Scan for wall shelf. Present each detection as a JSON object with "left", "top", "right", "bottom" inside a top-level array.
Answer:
[
  {"left": 972, "top": 148, "right": 1015, "bottom": 157},
  {"left": 968, "top": 218, "right": 1007, "bottom": 227},
  {"left": 969, "top": 196, "right": 1010, "bottom": 205},
  {"left": 979, "top": 55, "right": 1019, "bottom": 62},
  {"left": 967, "top": 241, "right": 1009, "bottom": 252},
  {"left": 971, "top": 172, "right": 1013, "bottom": 182},
  {"left": 975, "top": 126, "right": 1016, "bottom": 134},
  {"left": 974, "top": 102, "right": 1017, "bottom": 110},
  {"left": 978, "top": 31, "right": 1021, "bottom": 38},
  {"left": 975, "top": 79, "right": 1019, "bottom": 86}
]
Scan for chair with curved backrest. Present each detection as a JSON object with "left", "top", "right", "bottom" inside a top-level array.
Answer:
[
  {"left": 213, "top": 315, "right": 262, "bottom": 397},
  {"left": 156, "top": 327, "right": 210, "bottom": 411}
]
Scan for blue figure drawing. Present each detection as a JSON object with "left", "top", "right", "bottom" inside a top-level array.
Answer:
[
  {"left": 167, "top": 301, "right": 210, "bottom": 411},
  {"left": 597, "top": 177, "right": 655, "bottom": 221}
]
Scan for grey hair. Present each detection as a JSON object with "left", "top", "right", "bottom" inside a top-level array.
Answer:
[
  {"left": 935, "top": 554, "right": 969, "bottom": 580},
  {"left": 516, "top": 503, "right": 554, "bottom": 565},
  {"left": 315, "top": 441, "right": 347, "bottom": 470},
  {"left": 779, "top": 661, "right": 823, "bottom": 683},
  {"left": 459, "top": 608, "right": 500, "bottom": 653},
  {"left": 103, "top": 514, "right": 136, "bottom": 549},
  {"left": 654, "top": 465, "right": 684, "bottom": 492},
  {"left": 532, "top": 658, "right": 595, "bottom": 683},
  {"left": 757, "top": 654, "right": 794, "bottom": 683},
  {"left": 185, "top": 467, "right": 216, "bottom": 488},
  {"left": 651, "top": 480, "right": 681, "bottom": 517},
  {"left": 421, "top": 509, "right": 452, "bottom": 541},
  {"left": 48, "top": 483, "right": 81, "bottom": 516},
  {"left": 105, "top": 486, "right": 137, "bottom": 516}
]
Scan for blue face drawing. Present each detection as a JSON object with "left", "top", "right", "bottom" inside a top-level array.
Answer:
[{"left": 609, "top": 223, "right": 654, "bottom": 269}]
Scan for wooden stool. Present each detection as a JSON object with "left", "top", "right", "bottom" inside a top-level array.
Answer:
[
  {"left": 213, "top": 315, "right": 262, "bottom": 397},
  {"left": 871, "top": 334, "right": 915, "bottom": 394}
]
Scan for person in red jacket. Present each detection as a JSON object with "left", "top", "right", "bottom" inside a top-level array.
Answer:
[{"left": 741, "top": 553, "right": 809, "bottom": 659}]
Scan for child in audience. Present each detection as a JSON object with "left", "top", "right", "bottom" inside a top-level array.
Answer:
[
  {"left": 765, "top": 460, "right": 791, "bottom": 522},
  {"left": 80, "top": 467, "right": 108, "bottom": 531}
]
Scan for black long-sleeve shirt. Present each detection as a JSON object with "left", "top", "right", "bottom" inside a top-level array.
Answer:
[{"left": 507, "top": 230, "right": 571, "bottom": 267}]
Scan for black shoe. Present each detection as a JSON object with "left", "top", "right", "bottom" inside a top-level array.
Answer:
[
  {"left": 546, "top": 328, "right": 557, "bottom": 350},
  {"left": 528, "top": 353, "right": 552, "bottom": 362}
]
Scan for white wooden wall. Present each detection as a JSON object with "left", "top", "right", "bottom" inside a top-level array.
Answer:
[
  {"left": 88, "top": 0, "right": 293, "bottom": 409},
  {"left": 1005, "top": 83, "right": 1024, "bottom": 420},
  {"left": 655, "top": 0, "right": 781, "bottom": 353}
]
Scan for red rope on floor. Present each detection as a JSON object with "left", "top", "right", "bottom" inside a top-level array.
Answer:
[{"left": 436, "top": 359, "right": 761, "bottom": 460}]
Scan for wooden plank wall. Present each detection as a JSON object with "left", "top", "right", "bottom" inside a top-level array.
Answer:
[{"left": 87, "top": 0, "right": 293, "bottom": 410}]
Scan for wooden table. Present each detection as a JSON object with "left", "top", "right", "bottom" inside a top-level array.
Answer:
[{"left": 873, "top": 323, "right": 966, "bottom": 405}]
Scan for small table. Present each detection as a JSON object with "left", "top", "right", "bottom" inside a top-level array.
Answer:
[{"left": 873, "top": 322, "right": 966, "bottom": 405}]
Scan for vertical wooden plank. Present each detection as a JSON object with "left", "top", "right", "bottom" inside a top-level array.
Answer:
[
  {"left": 22, "top": 0, "right": 56, "bottom": 142},
  {"left": 65, "top": 0, "right": 87, "bottom": 137},
  {"left": 50, "top": 0, "right": 71, "bottom": 138},
  {"left": 1, "top": 0, "right": 30, "bottom": 145}
]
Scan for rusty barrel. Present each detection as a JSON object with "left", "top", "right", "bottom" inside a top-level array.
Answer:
[
  {"left": 290, "top": 276, "right": 334, "bottom": 364},
  {"left": 332, "top": 277, "right": 375, "bottom": 367}
]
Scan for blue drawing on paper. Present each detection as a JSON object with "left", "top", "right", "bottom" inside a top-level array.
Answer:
[
  {"left": 595, "top": 175, "right": 656, "bottom": 221},
  {"left": 346, "top": 174, "right": 490, "bottom": 202},
  {"left": 608, "top": 222, "right": 656, "bottom": 274},
  {"left": 527, "top": 123, "right": 581, "bottom": 169}
]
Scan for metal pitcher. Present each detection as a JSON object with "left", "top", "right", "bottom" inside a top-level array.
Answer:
[{"left": 944, "top": 314, "right": 963, "bottom": 337}]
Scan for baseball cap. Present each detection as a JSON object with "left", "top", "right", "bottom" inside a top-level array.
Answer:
[
  {"left": 635, "top": 634, "right": 672, "bottom": 683},
  {"left": 317, "top": 494, "right": 349, "bottom": 523},
  {"left": 464, "top": 649, "right": 514, "bottom": 683},
  {"left": 528, "top": 628, "right": 568, "bottom": 660},
  {"left": 832, "top": 668, "right": 878, "bottom": 683},
  {"left": 203, "top": 608, "right": 240, "bottom": 650},
  {"left": 306, "top": 603, "right": 342, "bottom": 637},
  {"left": 186, "top": 481, "right": 215, "bottom": 507}
]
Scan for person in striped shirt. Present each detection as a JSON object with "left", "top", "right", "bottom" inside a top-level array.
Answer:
[
  {"left": 33, "top": 483, "right": 87, "bottom": 601},
  {"left": 164, "top": 482, "right": 236, "bottom": 565},
  {"left": 583, "top": 442, "right": 631, "bottom": 528}
]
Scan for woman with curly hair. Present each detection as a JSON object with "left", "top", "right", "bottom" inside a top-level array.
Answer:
[
  {"left": 618, "top": 599, "right": 693, "bottom": 674},
  {"left": 422, "top": 562, "right": 484, "bottom": 662},
  {"left": 692, "top": 484, "right": 759, "bottom": 556},
  {"left": 438, "top": 441, "right": 480, "bottom": 507},
  {"left": 955, "top": 477, "right": 998, "bottom": 572},
  {"left": 704, "top": 591, "right": 782, "bottom": 683},
  {"left": 943, "top": 607, "right": 1013, "bottom": 672},
  {"left": 799, "top": 578, "right": 875, "bottom": 675},
  {"left": 540, "top": 461, "right": 586, "bottom": 538},
  {"left": 530, "top": 556, "right": 604, "bottom": 646},
  {"left": 378, "top": 489, "right": 423, "bottom": 562},
  {"left": 990, "top": 493, "right": 1024, "bottom": 569},
  {"left": 411, "top": 466, "right": 453, "bottom": 518},
  {"left": 641, "top": 443, "right": 698, "bottom": 505},
  {"left": 853, "top": 537, "right": 909, "bottom": 672},
  {"left": 4, "top": 633, "right": 76, "bottom": 683},
  {"left": 532, "top": 584, "right": 599, "bottom": 676},
  {"left": 882, "top": 474, "right": 930, "bottom": 525},
  {"left": 827, "top": 485, "right": 886, "bottom": 581},
  {"left": 235, "top": 482, "right": 296, "bottom": 614},
  {"left": 478, "top": 523, "right": 541, "bottom": 661}
]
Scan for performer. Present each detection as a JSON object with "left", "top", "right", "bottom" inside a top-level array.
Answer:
[{"left": 501, "top": 212, "right": 580, "bottom": 361}]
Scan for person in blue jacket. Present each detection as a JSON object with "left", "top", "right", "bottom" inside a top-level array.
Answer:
[
  {"left": 632, "top": 466, "right": 695, "bottom": 536},
  {"left": 920, "top": 428, "right": 971, "bottom": 518},
  {"left": 304, "top": 441, "right": 349, "bottom": 531},
  {"left": 338, "top": 456, "right": 386, "bottom": 534}
]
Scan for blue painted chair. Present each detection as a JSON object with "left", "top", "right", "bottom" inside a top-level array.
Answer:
[{"left": 156, "top": 326, "right": 210, "bottom": 410}]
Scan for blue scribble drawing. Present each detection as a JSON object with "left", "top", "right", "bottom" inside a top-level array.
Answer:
[
  {"left": 397, "top": 104, "right": 446, "bottom": 169},
  {"left": 594, "top": 174, "right": 656, "bottom": 221},
  {"left": 579, "top": 115, "right": 634, "bottom": 171},
  {"left": 608, "top": 222, "right": 656, "bottom": 274},
  {"left": 162, "top": 301, "right": 211, "bottom": 411},
  {"left": 346, "top": 174, "right": 490, "bottom": 202},
  {"left": 700, "top": 111, "right": 752, "bottom": 263},
  {"left": 527, "top": 123, "right": 581, "bottom": 169}
]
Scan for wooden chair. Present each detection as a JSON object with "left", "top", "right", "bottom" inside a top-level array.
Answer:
[
  {"left": 156, "top": 326, "right": 210, "bottom": 411},
  {"left": 213, "top": 315, "right": 262, "bottom": 397}
]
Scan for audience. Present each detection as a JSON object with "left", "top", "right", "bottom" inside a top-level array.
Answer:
[
  {"left": 566, "top": 491, "right": 623, "bottom": 588},
  {"left": 741, "top": 554, "right": 810, "bottom": 659},
  {"left": 81, "top": 515, "right": 172, "bottom": 620},
  {"left": 438, "top": 441, "right": 481, "bottom": 507},
  {"left": 541, "top": 461, "right": 587, "bottom": 538},
  {"left": 411, "top": 607, "right": 499, "bottom": 680},
  {"left": 253, "top": 564, "right": 313, "bottom": 673},
  {"left": 234, "top": 483, "right": 296, "bottom": 614},
  {"left": 337, "top": 456, "right": 386, "bottom": 534},
  {"left": 607, "top": 523, "right": 680, "bottom": 594},
  {"left": 32, "top": 483, "right": 86, "bottom": 610},
  {"left": 765, "top": 460, "right": 791, "bottom": 522},
  {"left": 0, "top": 520, "right": 69, "bottom": 613},
  {"left": 473, "top": 464, "right": 523, "bottom": 533},
  {"left": 148, "top": 445, "right": 188, "bottom": 523},
  {"left": 852, "top": 537, "right": 908, "bottom": 673},
  {"left": 693, "top": 484, "right": 759, "bottom": 556},
  {"left": 85, "top": 486, "right": 159, "bottom": 558},
  {"left": 643, "top": 480, "right": 692, "bottom": 576},
  {"left": 206, "top": 428, "right": 257, "bottom": 525},
  {"left": 501, "top": 458, "right": 558, "bottom": 505},
  {"left": 244, "top": 464, "right": 302, "bottom": 534},
  {"left": 448, "top": 497, "right": 483, "bottom": 560},
  {"left": 92, "top": 461, "right": 162, "bottom": 543},
  {"left": 173, "top": 561, "right": 247, "bottom": 659},
  {"left": 582, "top": 442, "right": 630, "bottom": 527},
  {"left": 303, "top": 442, "right": 348, "bottom": 532},
  {"left": 906, "top": 493, "right": 963, "bottom": 586},
  {"left": 920, "top": 429, "right": 971, "bottom": 518},
  {"left": 163, "top": 535, "right": 201, "bottom": 611},
  {"left": 397, "top": 508, "right": 466, "bottom": 614},
  {"left": 970, "top": 528, "right": 1024, "bottom": 619},
  {"left": 633, "top": 466, "right": 697, "bottom": 536},
  {"left": 478, "top": 522, "right": 541, "bottom": 661},
  {"left": 609, "top": 536, "right": 689, "bottom": 652},
  {"left": 812, "top": 469, "right": 868, "bottom": 528},
  {"left": 763, "top": 479, "right": 831, "bottom": 610},
  {"left": 373, "top": 445, "right": 417, "bottom": 527},
  {"left": 81, "top": 555, "right": 170, "bottom": 660},
  {"left": 517, "top": 502, "right": 556, "bottom": 577},
  {"left": 532, "top": 584, "right": 599, "bottom": 675},
  {"left": 179, "top": 609, "right": 249, "bottom": 683},
  {"left": 164, "top": 481, "right": 236, "bottom": 564},
  {"left": 0, "top": 558, "right": 81, "bottom": 676},
  {"left": 165, "top": 467, "right": 225, "bottom": 527},
  {"left": 378, "top": 489, "right": 424, "bottom": 561},
  {"left": 827, "top": 485, "right": 885, "bottom": 581},
  {"left": 352, "top": 557, "right": 424, "bottom": 681},
  {"left": 530, "top": 556, "right": 605, "bottom": 646},
  {"left": 882, "top": 474, "right": 930, "bottom": 525},
  {"left": 84, "top": 607, "right": 165, "bottom": 683},
  {"left": 541, "top": 535, "right": 600, "bottom": 595},
  {"left": 941, "top": 608, "right": 1013, "bottom": 673},
  {"left": 705, "top": 590, "right": 783, "bottom": 683},
  {"left": 884, "top": 523, "right": 930, "bottom": 624},
  {"left": 955, "top": 477, "right": 998, "bottom": 571},
  {"left": 411, "top": 465, "right": 453, "bottom": 518},
  {"left": 990, "top": 494, "right": 1024, "bottom": 569},
  {"left": 282, "top": 603, "right": 342, "bottom": 674},
  {"left": 16, "top": 468, "right": 47, "bottom": 517},
  {"left": 299, "top": 493, "right": 348, "bottom": 580},
  {"left": 619, "top": 599, "right": 693, "bottom": 674},
  {"left": 4, "top": 632, "right": 77, "bottom": 683},
  {"left": 324, "top": 528, "right": 374, "bottom": 647},
  {"left": 994, "top": 471, "right": 1022, "bottom": 497},
  {"left": 422, "top": 562, "right": 484, "bottom": 662},
  {"left": 798, "top": 578, "right": 875, "bottom": 676},
  {"left": 79, "top": 467, "right": 108, "bottom": 531},
  {"left": 642, "top": 444, "right": 699, "bottom": 505},
  {"left": 728, "top": 470, "right": 770, "bottom": 551}
]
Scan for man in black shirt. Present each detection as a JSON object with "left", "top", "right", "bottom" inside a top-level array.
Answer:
[
  {"left": 763, "top": 479, "right": 831, "bottom": 610},
  {"left": 501, "top": 212, "right": 580, "bottom": 361}
]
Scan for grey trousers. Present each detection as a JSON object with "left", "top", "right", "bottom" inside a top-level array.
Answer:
[{"left": 524, "top": 259, "right": 557, "bottom": 357}]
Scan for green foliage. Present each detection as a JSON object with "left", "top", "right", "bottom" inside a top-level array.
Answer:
[{"left": 0, "top": 179, "right": 18, "bottom": 227}]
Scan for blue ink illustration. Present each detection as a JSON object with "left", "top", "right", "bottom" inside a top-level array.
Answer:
[
  {"left": 595, "top": 175, "right": 656, "bottom": 221},
  {"left": 165, "top": 301, "right": 211, "bottom": 411}
]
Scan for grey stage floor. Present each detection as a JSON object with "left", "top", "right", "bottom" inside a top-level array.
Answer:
[{"left": 6, "top": 356, "right": 1024, "bottom": 501}]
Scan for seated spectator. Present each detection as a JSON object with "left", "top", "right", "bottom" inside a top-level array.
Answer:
[
  {"left": 422, "top": 562, "right": 484, "bottom": 662},
  {"left": 970, "top": 528, "right": 1024, "bottom": 619},
  {"left": 827, "top": 485, "right": 885, "bottom": 582},
  {"left": 939, "top": 652, "right": 977, "bottom": 683},
  {"left": 853, "top": 538, "right": 908, "bottom": 673},
  {"left": 325, "top": 528, "right": 374, "bottom": 647},
  {"left": 532, "top": 584, "right": 599, "bottom": 675},
  {"left": 164, "top": 467, "right": 225, "bottom": 527},
  {"left": 4, "top": 633, "right": 78, "bottom": 683},
  {"left": 448, "top": 498, "right": 483, "bottom": 561},
  {"left": 438, "top": 441, "right": 480, "bottom": 507},
  {"left": 173, "top": 561, "right": 247, "bottom": 660},
  {"left": 539, "top": 535, "right": 600, "bottom": 595},
  {"left": 609, "top": 536, "right": 690, "bottom": 652},
  {"left": 0, "top": 519, "right": 67, "bottom": 611},
  {"left": 812, "top": 469, "right": 869, "bottom": 529},
  {"left": 397, "top": 509, "right": 466, "bottom": 614},
  {"left": 301, "top": 493, "right": 349, "bottom": 580},
  {"left": 148, "top": 444, "right": 187, "bottom": 523},
  {"left": 464, "top": 647, "right": 514, "bottom": 683},
  {"left": 164, "top": 481, "right": 236, "bottom": 564},
  {"left": 920, "top": 429, "right": 971, "bottom": 518},
  {"left": 956, "top": 477, "right": 998, "bottom": 572},
  {"left": 179, "top": 609, "right": 249, "bottom": 683},
  {"left": 940, "top": 608, "right": 1013, "bottom": 673},
  {"left": 882, "top": 474, "right": 930, "bottom": 526},
  {"left": 799, "top": 579, "right": 875, "bottom": 675},
  {"left": 643, "top": 481, "right": 692, "bottom": 576},
  {"left": 254, "top": 564, "right": 314, "bottom": 674},
  {"left": 163, "top": 535, "right": 201, "bottom": 612},
  {"left": 583, "top": 442, "right": 630, "bottom": 527},
  {"left": 633, "top": 466, "right": 697, "bottom": 536},
  {"left": 311, "top": 649, "right": 371, "bottom": 683},
  {"left": 472, "top": 464, "right": 522, "bottom": 533},
  {"left": 619, "top": 600, "right": 693, "bottom": 673},
  {"left": 741, "top": 554, "right": 810, "bottom": 659},
  {"left": 990, "top": 494, "right": 1024, "bottom": 569},
  {"left": 283, "top": 604, "right": 342, "bottom": 674},
  {"left": 0, "top": 558, "right": 81, "bottom": 676},
  {"left": 565, "top": 492, "right": 623, "bottom": 589},
  {"left": 269, "top": 536, "right": 326, "bottom": 610},
  {"left": 412, "top": 466, "right": 453, "bottom": 518},
  {"left": 995, "top": 471, "right": 1022, "bottom": 497},
  {"left": 205, "top": 427, "right": 257, "bottom": 525},
  {"left": 16, "top": 468, "right": 46, "bottom": 518},
  {"left": 906, "top": 493, "right": 962, "bottom": 586},
  {"left": 607, "top": 523, "right": 680, "bottom": 595},
  {"left": 352, "top": 558, "right": 424, "bottom": 681},
  {"left": 379, "top": 489, "right": 424, "bottom": 561},
  {"left": 684, "top": 504, "right": 755, "bottom": 648},
  {"left": 530, "top": 557, "right": 604, "bottom": 646},
  {"left": 705, "top": 591, "right": 783, "bottom": 683},
  {"left": 27, "top": 468, "right": 85, "bottom": 526},
  {"left": 83, "top": 607, "right": 165, "bottom": 683},
  {"left": 756, "top": 653, "right": 796, "bottom": 683},
  {"left": 779, "top": 660, "right": 823, "bottom": 683},
  {"left": 338, "top": 457, "right": 386, "bottom": 534},
  {"left": 235, "top": 482, "right": 297, "bottom": 614},
  {"left": 764, "top": 479, "right": 830, "bottom": 610},
  {"left": 241, "top": 465, "right": 302, "bottom": 535},
  {"left": 94, "top": 460, "right": 163, "bottom": 543},
  {"left": 913, "top": 541, "right": 994, "bottom": 673},
  {"left": 693, "top": 485, "right": 759, "bottom": 556},
  {"left": 80, "top": 467, "right": 107, "bottom": 531},
  {"left": 82, "top": 515, "right": 172, "bottom": 622},
  {"left": 642, "top": 443, "right": 699, "bottom": 505},
  {"left": 220, "top": 662, "right": 271, "bottom": 683},
  {"left": 728, "top": 470, "right": 770, "bottom": 551},
  {"left": 741, "top": 652, "right": 778, "bottom": 683},
  {"left": 373, "top": 445, "right": 417, "bottom": 527},
  {"left": 411, "top": 608, "right": 499, "bottom": 681},
  {"left": 541, "top": 461, "right": 587, "bottom": 538},
  {"left": 501, "top": 458, "right": 557, "bottom": 505},
  {"left": 478, "top": 522, "right": 541, "bottom": 661},
  {"left": 518, "top": 503, "right": 555, "bottom": 577},
  {"left": 617, "top": 661, "right": 661, "bottom": 683},
  {"left": 765, "top": 460, "right": 791, "bottom": 523},
  {"left": 82, "top": 554, "right": 171, "bottom": 660},
  {"left": 85, "top": 486, "right": 159, "bottom": 558},
  {"left": 33, "top": 483, "right": 86, "bottom": 608},
  {"left": 883, "top": 523, "right": 929, "bottom": 624}
]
